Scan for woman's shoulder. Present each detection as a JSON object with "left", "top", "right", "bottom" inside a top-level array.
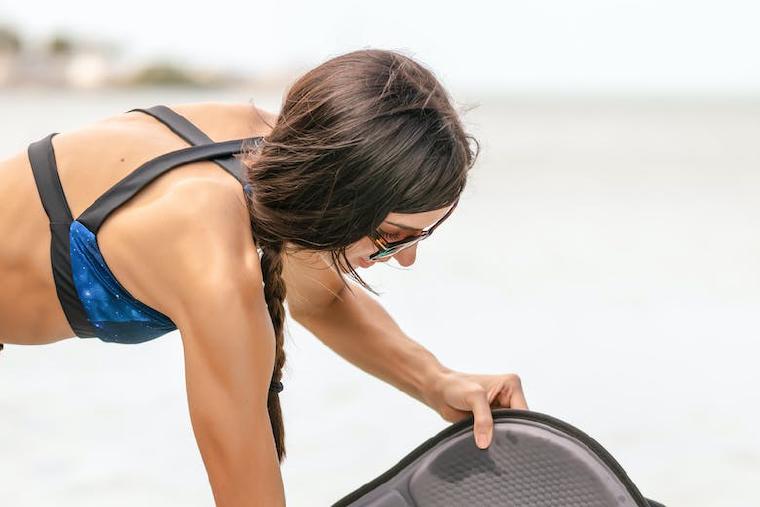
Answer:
[
  {"left": 53, "top": 101, "right": 274, "bottom": 152},
  {"left": 160, "top": 101, "right": 277, "bottom": 141},
  {"left": 97, "top": 168, "right": 264, "bottom": 321}
]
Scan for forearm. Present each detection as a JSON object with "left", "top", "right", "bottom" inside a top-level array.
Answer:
[
  {"left": 198, "top": 425, "right": 286, "bottom": 507},
  {"left": 293, "top": 283, "right": 452, "bottom": 406}
]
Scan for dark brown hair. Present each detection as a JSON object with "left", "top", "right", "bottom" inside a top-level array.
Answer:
[{"left": 242, "top": 48, "right": 479, "bottom": 463}]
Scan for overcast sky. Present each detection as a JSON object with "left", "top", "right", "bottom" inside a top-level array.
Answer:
[{"left": 2, "top": 0, "right": 758, "bottom": 93}]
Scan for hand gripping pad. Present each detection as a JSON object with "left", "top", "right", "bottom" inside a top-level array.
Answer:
[{"left": 333, "top": 409, "right": 665, "bottom": 507}]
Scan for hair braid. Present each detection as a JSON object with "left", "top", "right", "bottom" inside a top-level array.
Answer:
[
  {"left": 241, "top": 47, "right": 479, "bottom": 465},
  {"left": 254, "top": 234, "right": 288, "bottom": 462}
]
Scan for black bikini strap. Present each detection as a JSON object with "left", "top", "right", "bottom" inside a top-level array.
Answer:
[
  {"left": 129, "top": 105, "right": 214, "bottom": 145},
  {"left": 129, "top": 105, "right": 248, "bottom": 184},
  {"left": 28, "top": 133, "right": 73, "bottom": 224},
  {"left": 28, "top": 134, "right": 97, "bottom": 338},
  {"left": 77, "top": 139, "right": 256, "bottom": 234}
]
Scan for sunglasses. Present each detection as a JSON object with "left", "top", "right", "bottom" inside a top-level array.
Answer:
[{"left": 368, "top": 199, "right": 459, "bottom": 261}]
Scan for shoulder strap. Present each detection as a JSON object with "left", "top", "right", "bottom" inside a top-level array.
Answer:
[
  {"left": 28, "top": 134, "right": 98, "bottom": 338},
  {"left": 129, "top": 105, "right": 248, "bottom": 184},
  {"left": 28, "top": 133, "right": 74, "bottom": 224},
  {"left": 77, "top": 139, "right": 256, "bottom": 234},
  {"left": 129, "top": 105, "right": 214, "bottom": 145}
]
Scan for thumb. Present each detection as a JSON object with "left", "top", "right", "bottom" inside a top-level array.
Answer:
[{"left": 467, "top": 389, "right": 494, "bottom": 449}]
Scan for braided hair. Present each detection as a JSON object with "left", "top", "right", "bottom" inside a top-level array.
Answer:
[{"left": 242, "top": 48, "right": 479, "bottom": 462}]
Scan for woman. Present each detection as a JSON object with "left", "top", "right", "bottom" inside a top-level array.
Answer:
[{"left": 0, "top": 49, "right": 528, "bottom": 506}]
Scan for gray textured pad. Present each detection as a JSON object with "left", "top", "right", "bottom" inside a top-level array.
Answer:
[{"left": 334, "top": 409, "right": 661, "bottom": 507}]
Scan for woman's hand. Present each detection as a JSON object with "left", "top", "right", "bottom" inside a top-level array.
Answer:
[{"left": 424, "top": 371, "right": 528, "bottom": 450}]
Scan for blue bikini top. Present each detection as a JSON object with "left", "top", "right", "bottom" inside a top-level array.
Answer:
[{"left": 28, "top": 105, "right": 283, "bottom": 395}]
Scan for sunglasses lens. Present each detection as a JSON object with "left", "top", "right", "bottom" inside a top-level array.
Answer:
[
  {"left": 370, "top": 236, "right": 423, "bottom": 260},
  {"left": 369, "top": 251, "right": 390, "bottom": 261}
]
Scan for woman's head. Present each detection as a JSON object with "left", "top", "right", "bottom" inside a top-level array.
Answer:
[
  {"left": 344, "top": 201, "right": 459, "bottom": 269},
  {"left": 242, "top": 48, "right": 480, "bottom": 462}
]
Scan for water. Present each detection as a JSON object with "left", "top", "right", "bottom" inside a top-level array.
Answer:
[{"left": 1, "top": 88, "right": 758, "bottom": 506}]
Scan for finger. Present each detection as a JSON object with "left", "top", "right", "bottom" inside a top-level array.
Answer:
[
  {"left": 466, "top": 389, "right": 494, "bottom": 449},
  {"left": 511, "top": 385, "right": 529, "bottom": 410},
  {"left": 441, "top": 406, "right": 471, "bottom": 423},
  {"left": 498, "top": 388, "right": 512, "bottom": 408},
  {"left": 490, "top": 385, "right": 509, "bottom": 408},
  {"left": 486, "top": 384, "right": 503, "bottom": 405},
  {"left": 498, "top": 377, "right": 529, "bottom": 410}
]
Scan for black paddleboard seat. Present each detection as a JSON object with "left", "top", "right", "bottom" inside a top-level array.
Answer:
[{"left": 333, "top": 408, "right": 665, "bottom": 507}]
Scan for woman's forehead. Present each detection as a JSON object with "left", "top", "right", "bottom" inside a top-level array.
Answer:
[{"left": 383, "top": 204, "right": 454, "bottom": 231}]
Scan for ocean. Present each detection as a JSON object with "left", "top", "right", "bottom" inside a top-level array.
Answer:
[{"left": 1, "top": 87, "right": 758, "bottom": 506}]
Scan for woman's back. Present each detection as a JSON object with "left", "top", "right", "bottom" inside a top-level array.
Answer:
[{"left": 0, "top": 102, "right": 276, "bottom": 344}]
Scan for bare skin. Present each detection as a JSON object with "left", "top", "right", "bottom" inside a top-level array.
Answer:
[
  {"left": 0, "top": 102, "right": 454, "bottom": 506},
  {"left": 0, "top": 102, "right": 447, "bottom": 344},
  {"left": 0, "top": 102, "right": 269, "bottom": 343}
]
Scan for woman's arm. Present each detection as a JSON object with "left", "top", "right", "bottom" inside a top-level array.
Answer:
[
  {"left": 172, "top": 272, "right": 286, "bottom": 507},
  {"left": 292, "top": 280, "right": 451, "bottom": 407},
  {"left": 282, "top": 251, "right": 451, "bottom": 407},
  {"left": 284, "top": 261, "right": 528, "bottom": 450},
  {"left": 105, "top": 175, "right": 287, "bottom": 506},
  {"left": 283, "top": 252, "right": 451, "bottom": 408}
]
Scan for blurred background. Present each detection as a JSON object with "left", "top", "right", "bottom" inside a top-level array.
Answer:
[{"left": 1, "top": 1, "right": 758, "bottom": 506}]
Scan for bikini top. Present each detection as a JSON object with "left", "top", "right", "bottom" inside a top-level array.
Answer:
[{"left": 28, "top": 105, "right": 283, "bottom": 394}]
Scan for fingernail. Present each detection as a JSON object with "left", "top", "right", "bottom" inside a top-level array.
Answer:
[{"left": 476, "top": 432, "right": 488, "bottom": 449}]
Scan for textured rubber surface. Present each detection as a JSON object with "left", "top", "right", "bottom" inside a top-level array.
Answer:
[{"left": 333, "top": 409, "right": 665, "bottom": 507}]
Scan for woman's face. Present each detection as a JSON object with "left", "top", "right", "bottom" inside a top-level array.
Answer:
[{"left": 345, "top": 204, "right": 456, "bottom": 269}]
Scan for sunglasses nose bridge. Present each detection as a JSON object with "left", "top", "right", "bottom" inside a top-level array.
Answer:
[{"left": 369, "top": 235, "right": 425, "bottom": 261}]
